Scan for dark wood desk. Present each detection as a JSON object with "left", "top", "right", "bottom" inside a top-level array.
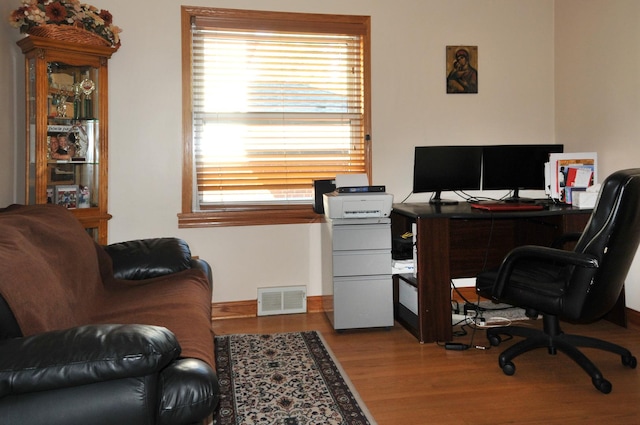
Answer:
[{"left": 391, "top": 202, "right": 594, "bottom": 343}]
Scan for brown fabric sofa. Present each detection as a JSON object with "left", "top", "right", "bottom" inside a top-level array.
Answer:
[{"left": 0, "top": 203, "right": 219, "bottom": 425}]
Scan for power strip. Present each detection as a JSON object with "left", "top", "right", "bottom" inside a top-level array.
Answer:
[
  {"left": 452, "top": 313, "right": 486, "bottom": 326},
  {"left": 451, "top": 313, "right": 474, "bottom": 324}
]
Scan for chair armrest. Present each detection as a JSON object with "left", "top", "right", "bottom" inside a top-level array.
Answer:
[
  {"left": 191, "top": 257, "right": 213, "bottom": 285},
  {"left": 492, "top": 245, "right": 599, "bottom": 300},
  {"left": 104, "top": 238, "right": 193, "bottom": 280},
  {"left": 0, "top": 324, "right": 180, "bottom": 397},
  {"left": 158, "top": 359, "right": 220, "bottom": 425}
]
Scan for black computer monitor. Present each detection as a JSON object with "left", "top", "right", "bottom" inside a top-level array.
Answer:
[
  {"left": 482, "top": 144, "right": 564, "bottom": 202},
  {"left": 413, "top": 146, "right": 483, "bottom": 204}
]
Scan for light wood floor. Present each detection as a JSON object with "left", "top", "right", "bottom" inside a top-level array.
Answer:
[{"left": 212, "top": 313, "right": 640, "bottom": 425}]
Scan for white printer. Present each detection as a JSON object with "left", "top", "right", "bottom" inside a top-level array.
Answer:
[{"left": 323, "top": 189, "right": 393, "bottom": 219}]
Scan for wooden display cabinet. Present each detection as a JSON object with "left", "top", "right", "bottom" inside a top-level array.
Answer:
[{"left": 18, "top": 35, "right": 118, "bottom": 244}]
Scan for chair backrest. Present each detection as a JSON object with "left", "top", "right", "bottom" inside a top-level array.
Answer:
[{"left": 564, "top": 169, "right": 640, "bottom": 320}]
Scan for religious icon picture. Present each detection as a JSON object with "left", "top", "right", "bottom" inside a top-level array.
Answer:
[{"left": 446, "top": 45, "right": 478, "bottom": 94}]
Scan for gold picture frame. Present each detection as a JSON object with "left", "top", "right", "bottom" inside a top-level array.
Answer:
[{"left": 446, "top": 45, "right": 478, "bottom": 94}]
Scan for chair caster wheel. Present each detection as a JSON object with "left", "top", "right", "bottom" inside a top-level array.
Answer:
[
  {"left": 593, "top": 377, "right": 612, "bottom": 394},
  {"left": 622, "top": 354, "right": 637, "bottom": 368},
  {"left": 501, "top": 361, "right": 516, "bottom": 376},
  {"left": 488, "top": 334, "right": 501, "bottom": 347}
]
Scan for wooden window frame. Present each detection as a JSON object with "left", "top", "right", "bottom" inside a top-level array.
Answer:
[{"left": 179, "top": 6, "right": 372, "bottom": 228}]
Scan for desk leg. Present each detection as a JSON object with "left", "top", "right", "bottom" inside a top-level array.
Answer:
[{"left": 416, "top": 217, "right": 453, "bottom": 343}]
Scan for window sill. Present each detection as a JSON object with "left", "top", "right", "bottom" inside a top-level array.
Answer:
[{"left": 178, "top": 204, "right": 326, "bottom": 228}]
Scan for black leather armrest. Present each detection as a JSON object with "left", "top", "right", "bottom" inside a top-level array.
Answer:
[
  {"left": 492, "top": 245, "right": 599, "bottom": 299},
  {"left": 158, "top": 358, "right": 220, "bottom": 425},
  {"left": 104, "top": 238, "right": 193, "bottom": 280},
  {"left": 0, "top": 324, "right": 180, "bottom": 397},
  {"left": 191, "top": 257, "right": 213, "bottom": 285}
]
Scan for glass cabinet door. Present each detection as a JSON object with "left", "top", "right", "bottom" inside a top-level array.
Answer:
[{"left": 46, "top": 61, "right": 100, "bottom": 210}]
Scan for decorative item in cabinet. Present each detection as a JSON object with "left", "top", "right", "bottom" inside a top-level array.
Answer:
[
  {"left": 54, "top": 184, "right": 79, "bottom": 209},
  {"left": 17, "top": 35, "right": 119, "bottom": 244}
]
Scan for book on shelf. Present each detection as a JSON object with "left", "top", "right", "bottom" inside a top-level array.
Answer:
[{"left": 548, "top": 152, "right": 597, "bottom": 204}]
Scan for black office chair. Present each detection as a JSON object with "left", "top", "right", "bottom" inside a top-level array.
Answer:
[{"left": 476, "top": 168, "right": 640, "bottom": 393}]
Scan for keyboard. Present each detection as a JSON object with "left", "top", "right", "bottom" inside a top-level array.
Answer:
[{"left": 470, "top": 202, "right": 545, "bottom": 212}]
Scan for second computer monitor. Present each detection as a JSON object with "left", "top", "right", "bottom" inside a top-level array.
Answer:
[{"left": 482, "top": 144, "right": 564, "bottom": 201}]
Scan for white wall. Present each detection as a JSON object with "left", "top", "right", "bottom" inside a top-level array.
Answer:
[
  {"left": 100, "top": 0, "right": 556, "bottom": 304},
  {"left": 3, "top": 0, "right": 639, "bottom": 311},
  {"left": 555, "top": 0, "right": 640, "bottom": 310},
  {"left": 0, "top": 2, "right": 22, "bottom": 207}
]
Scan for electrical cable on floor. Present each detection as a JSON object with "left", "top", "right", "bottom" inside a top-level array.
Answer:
[
  {"left": 476, "top": 316, "right": 513, "bottom": 328},
  {"left": 466, "top": 310, "right": 490, "bottom": 350},
  {"left": 444, "top": 309, "right": 492, "bottom": 350},
  {"left": 443, "top": 207, "right": 513, "bottom": 350}
]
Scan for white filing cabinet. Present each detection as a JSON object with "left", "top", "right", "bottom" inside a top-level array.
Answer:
[{"left": 322, "top": 217, "right": 394, "bottom": 330}]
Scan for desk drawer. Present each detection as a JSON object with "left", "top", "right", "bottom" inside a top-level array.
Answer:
[
  {"left": 332, "top": 224, "right": 391, "bottom": 251},
  {"left": 398, "top": 279, "right": 418, "bottom": 315},
  {"left": 333, "top": 275, "right": 394, "bottom": 329},
  {"left": 333, "top": 250, "right": 391, "bottom": 276}
]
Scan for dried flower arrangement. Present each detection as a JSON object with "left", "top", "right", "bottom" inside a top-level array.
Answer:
[{"left": 9, "top": 0, "right": 121, "bottom": 47}]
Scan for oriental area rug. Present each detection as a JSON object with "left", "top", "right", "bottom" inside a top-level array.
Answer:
[{"left": 213, "top": 331, "right": 376, "bottom": 425}]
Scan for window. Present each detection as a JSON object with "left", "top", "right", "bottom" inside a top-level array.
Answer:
[{"left": 180, "top": 7, "right": 371, "bottom": 227}]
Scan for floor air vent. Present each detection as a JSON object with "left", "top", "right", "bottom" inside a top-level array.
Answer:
[{"left": 257, "top": 286, "right": 307, "bottom": 316}]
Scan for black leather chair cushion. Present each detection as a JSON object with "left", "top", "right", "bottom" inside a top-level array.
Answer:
[
  {"left": 0, "top": 375, "right": 157, "bottom": 425},
  {"left": 477, "top": 260, "right": 570, "bottom": 316},
  {"left": 104, "top": 238, "right": 192, "bottom": 280},
  {"left": 0, "top": 324, "right": 180, "bottom": 397}
]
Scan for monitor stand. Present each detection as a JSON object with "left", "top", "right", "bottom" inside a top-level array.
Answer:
[
  {"left": 429, "top": 191, "right": 459, "bottom": 205},
  {"left": 503, "top": 188, "right": 535, "bottom": 203}
]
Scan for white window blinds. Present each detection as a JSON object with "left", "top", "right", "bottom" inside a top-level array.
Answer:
[{"left": 191, "top": 14, "right": 367, "bottom": 208}]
